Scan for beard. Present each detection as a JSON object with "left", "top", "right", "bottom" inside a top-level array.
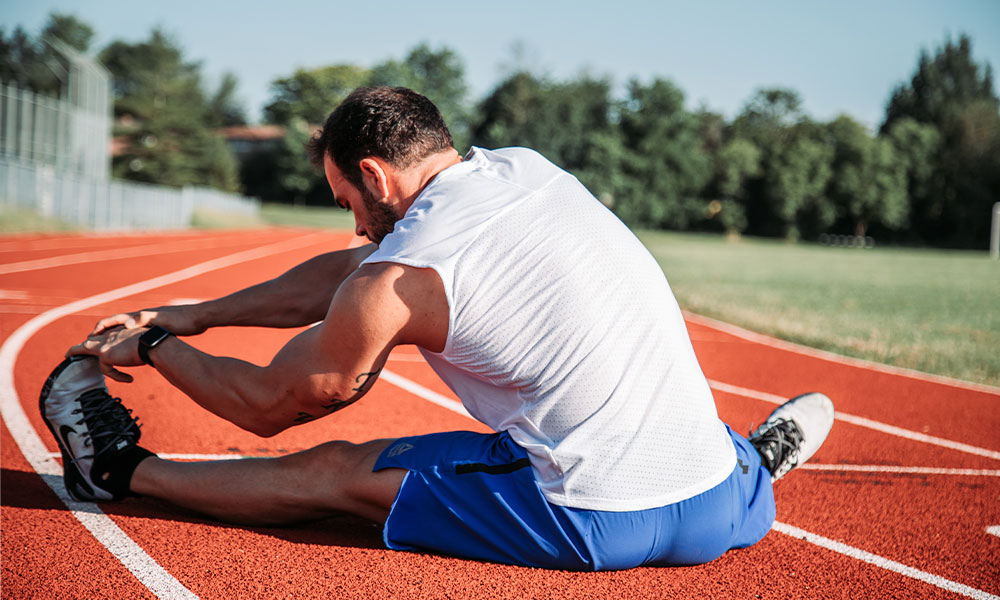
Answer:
[{"left": 359, "top": 184, "right": 401, "bottom": 245}]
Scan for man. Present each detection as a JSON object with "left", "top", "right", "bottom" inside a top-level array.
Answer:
[{"left": 41, "top": 86, "right": 834, "bottom": 570}]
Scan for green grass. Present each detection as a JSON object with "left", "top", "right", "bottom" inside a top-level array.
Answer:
[
  {"left": 0, "top": 207, "right": 77, "bottom": 233},
  {"left": 189, "top": 204, "right": 356, "bottom": 230},
  {"left": 637, "top": 230, "right": 1000, "bottom": 388},
  {"left": 259, "top": 203, "right": 355, "bottom": 230}
]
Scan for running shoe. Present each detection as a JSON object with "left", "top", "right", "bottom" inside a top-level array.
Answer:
[
  {"left": 39, "top": 355, "right": 151, "bottom": 501},
  {"left": 748, "top": 392, "right": 834, "bottom": 482}
]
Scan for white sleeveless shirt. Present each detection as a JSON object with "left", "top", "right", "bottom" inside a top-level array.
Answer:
[{"left": 362, "top": 147, "right": 735, "bottom": 511}]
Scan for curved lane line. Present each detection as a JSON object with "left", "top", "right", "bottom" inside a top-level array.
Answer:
[
  {"left": 772, "top": 522, "right": 999, "bottom": 600},
  {"left": 0, "top": 232, "right": 327, "bottom": 600},
  {"left": 685, "top": 311, "right": 1000, "bottom": 396}
]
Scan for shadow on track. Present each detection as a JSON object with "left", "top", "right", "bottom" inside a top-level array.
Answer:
[{"left": 1, "top": 466, "right": 386, "bottom": 550}]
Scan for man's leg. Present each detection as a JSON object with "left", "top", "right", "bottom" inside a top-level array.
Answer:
[{"left": 130, "top": 439, "right": 406, "bottom": 526}]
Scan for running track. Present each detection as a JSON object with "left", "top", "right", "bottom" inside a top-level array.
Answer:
[{"left": 2, "top": 229, "right": 998, "bottom": 599}]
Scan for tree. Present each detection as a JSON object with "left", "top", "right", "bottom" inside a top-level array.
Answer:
[
  {"left": 825, "top": 115, "right": 908, "bottom": 238},
  {"left": 731, "top": 87, "right": 805, "bottom": 147},
  {"left": 730, "top": 88, "right": 835, "bottom": 238},
  {"left": 615, "top": 78, "right": 711, "bottom": 229},
  {"left": 763, "top": 129, "right": 833, "bottom": 239},
  {"left": 263, "top": 64, "right": 369, "bottom": 126},
  {"left": 41, "top": 13, "right": 94, "bottom": 53},
  {"left": 0, "top": 12, "right": 95, "bottom": 96},
  {"left": 882, "top": 34, "right": 1000, "bottom": 247},
  {"left": 882, "top": 34, "right": 997, "bottom": 133},
  {"left": 100, "top": 28, "right": 240, "bottom": 191},
  {"left": 710, "top": 137, "right": 761, "bottom": 234},
  {"left": 472, "top": 71, "right": 621, "bottom": 203},
  {"left": 205, "top": 72, "right": 247, "bottom": 127},
  {"left": 277, "top": 118, "right": 322, "bottom": 205}
]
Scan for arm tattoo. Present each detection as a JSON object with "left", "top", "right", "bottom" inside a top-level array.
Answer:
[
  {"left": 293, "top": 411, "right": 317, "bottom": 423},
  {"left": 351, "top": 370, "right": 381, "bottom": 395},
  {"left": 318, "top": 369, "right": 383, "bottom": 414}
]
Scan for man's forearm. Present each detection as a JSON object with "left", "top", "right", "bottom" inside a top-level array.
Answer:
[
  {"left": 195, "top": 244, "right": 376, "bottom": 330},
  {"left": 145, "top": 335, "right": 287, "bottom": 436}
]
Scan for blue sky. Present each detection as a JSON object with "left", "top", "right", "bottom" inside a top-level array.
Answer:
[{"left": 4, "top": 0, "right": 999, "bottom": 129}]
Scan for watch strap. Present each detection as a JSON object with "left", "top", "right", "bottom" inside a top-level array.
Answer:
[{"left": 138, "top": 326, "right": 172, "bottom": 367}]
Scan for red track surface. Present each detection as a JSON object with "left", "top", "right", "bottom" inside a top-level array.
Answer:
[{"left": 2, "top": 229, "right": 998, "bottom": 599}]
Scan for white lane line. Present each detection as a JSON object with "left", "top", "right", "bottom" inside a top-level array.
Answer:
[
  {"left": 685, "top": 311, "right": 1000, "bottom": 396},
  {"left": 0, "top": 231, "right": 203, "bottom": 253},
  {"left": 987, "top": 526, "right": 1000, "bottom": 538},
  {"left": 801, "top": 464, "right": 1000, "bottom": 477},
  {"left": 772, "top": 521, "right": 999, "bottom": 600},
  {"left": 385, "top": 354, "right": 428, "bottom": 363},
  {"left": 709, "top": 379, "right": 1000, "bottom": 461},
  {"left": 379, "top": 369, "right": 471, "bottom": 418},
  {"left": 0, "top": 232, "right": 275, "bottom": 275},
  {"left": 0, "top": 232, "right": 327, "bottom": 600}
]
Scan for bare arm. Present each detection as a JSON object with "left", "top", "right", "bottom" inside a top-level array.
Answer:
[
  {"left": 91, "top": 243, "right": 377, "bottom": 336},
  {"left": 71, "top": 262, "right": 448, "bottom": 437}
]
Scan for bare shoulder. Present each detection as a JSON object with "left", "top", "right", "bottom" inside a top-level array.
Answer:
[{"left": 331, "top": 261, "right": 448, "bottom": 352}]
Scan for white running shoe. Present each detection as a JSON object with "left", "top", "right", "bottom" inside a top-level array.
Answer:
[
  {"left": 748, "top": 392, "right": 834, "bottom": 482},
  {"left": 39, "top": 355, "right": 151, "bottom": 501}
]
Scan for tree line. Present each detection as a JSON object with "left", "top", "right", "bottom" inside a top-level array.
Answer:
[{"left": 3, "top": 14, "right": 998, "bottom": 248}]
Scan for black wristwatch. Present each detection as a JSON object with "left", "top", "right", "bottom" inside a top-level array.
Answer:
[{"left": 138, "top": 326, "right": 173, "bottom": 367}]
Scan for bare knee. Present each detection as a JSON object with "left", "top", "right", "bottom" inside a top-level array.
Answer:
[{"left": 273, "top": 439, "right": 402, "bottom": 522}]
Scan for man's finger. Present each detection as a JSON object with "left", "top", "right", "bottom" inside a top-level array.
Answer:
[
  {"left": 65, "top": 341, "right": 95, "bottom": 358},
  {"left": 124, "top": 312, "right": 150, "bottom": 329},
  {"left": 91, "top": 314, "right": 130, "bottom": 336},
  {"left": 102, "top": 363, "right": 134, "bottom": 383}
]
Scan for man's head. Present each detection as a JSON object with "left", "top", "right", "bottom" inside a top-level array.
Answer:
[{"left": 307, "top": 86, "right": 454, "bottom": 194}]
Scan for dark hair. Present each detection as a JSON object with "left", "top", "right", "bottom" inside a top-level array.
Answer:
[{"left": 307, "top": 86, "right": 454, "bottom": 191}]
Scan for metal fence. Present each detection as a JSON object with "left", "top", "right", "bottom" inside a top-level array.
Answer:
[
  {"left": 0, "top": 40, "right": 260, "bottom": 232},
  {"left": 0, "top": 40, "right": 112, "bottom": 181},
  {"left": 0, "top": 157, "right": 259, "bottom": 231}
]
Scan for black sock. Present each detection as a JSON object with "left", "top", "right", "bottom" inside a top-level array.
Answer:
[{"left": 92, "top": 445, "right": 157, "bottom": 500}]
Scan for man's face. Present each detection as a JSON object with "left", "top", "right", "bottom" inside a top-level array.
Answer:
[{"left": 323, "top": 155, "right": 400, "bottom": 245}]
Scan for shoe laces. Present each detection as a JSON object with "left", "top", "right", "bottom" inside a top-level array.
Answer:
[
  {"left": 750, "top": 418, "right": 804, "bottom": 477},
  {"left": 71, "top": 389, "right": 141, "bottom": 459}
]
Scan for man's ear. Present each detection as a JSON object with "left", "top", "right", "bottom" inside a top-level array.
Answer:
[{"left": 359, "top": 158, "right": 391, "bottom": 199}]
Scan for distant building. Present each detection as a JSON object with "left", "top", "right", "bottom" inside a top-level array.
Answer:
[{"left": 220, "top": 125, "right": 286, "bottom": 159}]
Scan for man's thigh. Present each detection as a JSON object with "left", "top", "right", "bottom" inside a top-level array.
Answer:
[{"left": 280, "top": 437, "right": 406, "bottom": 523}]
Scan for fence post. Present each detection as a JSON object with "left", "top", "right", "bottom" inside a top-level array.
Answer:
[
  {"left": 991, "top": 202, "right": 1000, "bottom": 260},
  {"left": 36, "top": 163, "right": 55, "bottom": 218}
]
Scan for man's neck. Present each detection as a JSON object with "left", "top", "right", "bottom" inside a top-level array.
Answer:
[{"left": 394, "top": 149, "right": 463, "bottom": 210}]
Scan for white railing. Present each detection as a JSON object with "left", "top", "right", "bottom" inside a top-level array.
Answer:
[
  {"left": 0, "top": 81, "right": 111, "bottom": 181},
  {"left": 0, "top": 157, "right": 259, "bottom": 231}
]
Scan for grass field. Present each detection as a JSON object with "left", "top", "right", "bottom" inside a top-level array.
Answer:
[
  {"left": 639, "top": 231, "right": 1000, "bottom": 387},
  {"left": 3, "top": 205, "right": 997, "bottom": 387}
]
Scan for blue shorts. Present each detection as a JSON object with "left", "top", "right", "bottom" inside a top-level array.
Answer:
[{"left": 373, "top": 425, "right": 775, "bottom": 570}]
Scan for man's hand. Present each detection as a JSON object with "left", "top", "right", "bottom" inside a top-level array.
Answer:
[
  {"left": 91, "top": 305, "right": 205, "bottom": 337},
  {"left": 67, "top": 326, "right": 147, "bottom": 383}
]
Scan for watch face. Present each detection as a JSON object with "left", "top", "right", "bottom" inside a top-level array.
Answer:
[
  {"left": 139, "top": 326, "right": 171, "bottom": 366},
  {"left": 141, "top": 326, "right": 171, "bottom": 347}
]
